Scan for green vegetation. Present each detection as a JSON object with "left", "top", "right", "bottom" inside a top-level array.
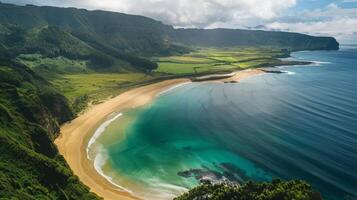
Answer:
[
  {"left": 0, "top": 2, "right": 338, "bottom": 111},
  {"left": 15, "top": 54, "right": 158, "bottom": 113},
  {"left": 14, "top": 47, "right": 310, "bottom": 113},
  {"left": 0, "top": 2, "right": 188, "bottom": 70},
  {"left": 0, "top": 59, "right": 99, "bottom": 199},
  {"left": 155, "top": 48, "right": 304, "bottom": 75},
  {"left": 171, "top": 28, "right": 339, "bottom": 51},
  {"left": 14, "top": 55, "right": 156, "bottom": 112},
  {"left": 51, "top": 73, "right": 154, "bottom": 113},
  {"left": 157, "top": 62, "right": 217, "bottom": 74},
  {"left": 158, "top": 55, "right": 216, "bottom": 64},
  {"left": 0, "top": 23, "right": 158, "bottom": 73},
  {"left": 16, "top": 54, "right": 91, "bottom": 78},
  {"left": 0, "top": 2, "right": 338, "bottom": 66},
  {"left": 0, "top": 3, "right": 336, "bottom": 199},
  {"left": 175, "top": 179, "right": 323, "bottom": 200},
  {"left": 17, "top": 54, "right": 88, "bottom": 71}
]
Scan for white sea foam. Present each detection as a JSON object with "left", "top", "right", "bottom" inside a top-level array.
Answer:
[
  {"left": 87, "top": 112, "right": 123, "bottom": 159},
  {"left": 142, "top": 178, "right": 188, "bottom": 200},
  {"left": 156, "top": 82, "right": 191, "bottom": 97},
  {"left": 86, "top": 113, "right": 137, "bottom": 195},
  {"left": 278, "top": 59, "right": 331, "bottom": 68},
  {"left": 282, "top": 71, "right": 296, "bottom": 75},
  {"left": 306, "top": 61, "right": 331, "bottom": 67},
  {"left": 85, "top": 90, "right": 190, "bottom": 199},
  {"left": 312, "top": 61, "right": 331, "bottom": 64},
  {"left": 93, "top": 146, "right": 134, "bottom": 194}
]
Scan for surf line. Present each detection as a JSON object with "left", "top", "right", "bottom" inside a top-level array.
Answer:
[
  {"left": 156, "top": 82, "right": 191, "bottom": 97},
  {"left": 87, "top": 112, "right": 123, "bottom": 159},
  {"left": 86, "top": 112, "right": 136, "bottom": 194}
]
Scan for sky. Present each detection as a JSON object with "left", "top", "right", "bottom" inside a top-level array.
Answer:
[{"left": 3, "top": 0, "right": 357, "bottom": 43}]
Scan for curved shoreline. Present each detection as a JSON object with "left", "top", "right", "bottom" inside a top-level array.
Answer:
[{"left": 54, "top": 69, "right": 263, "bottom": 200}]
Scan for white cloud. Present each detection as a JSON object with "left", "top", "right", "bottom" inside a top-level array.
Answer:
[
  {"left": 3, "top": 0, "right": 296, "bottom": 28},
  {"left": 341, "top": 0, "right": 357, "bottom": 2},
  {"left": 3, "top": 0, "right": 357, "bottom": 43},
  {"left": 267, "top": 19, "right": 357, "bottom": 43},
  {"left": 265, "top": 4, "right": 357, "bottom": 43}
]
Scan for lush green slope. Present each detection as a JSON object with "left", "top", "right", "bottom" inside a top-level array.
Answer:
[
  {"left": 0, "top": 2, "right": 186, "bottom": 56},
  {"left": 175, "top": 180, "right": 323, "bottom": 200},
  {"left": 0, "top": 2, "right": 338, "bottom": 61},
  {"left": 0, "top": 23, "right": 158, "bottom": 72},
  {"left": 169, "top": 28, "right": 339, "bottom": 51},
  {"left": 0, "top": 58, "right": 99, "bottom": 199}
]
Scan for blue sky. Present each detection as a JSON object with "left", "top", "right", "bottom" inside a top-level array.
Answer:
[
  {"left": 267, "top": 0, "right": 357, "bottom": 43},
  {"left": 296, "top": 0, "right": 357, "bottom": 10},
  {"left": 3, "top": 0, "right": 357, "bottom": 43}
]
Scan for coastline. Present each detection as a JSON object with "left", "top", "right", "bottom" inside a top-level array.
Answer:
[{"left": 54, "top": 69, "right": 264, "bottom": 200}]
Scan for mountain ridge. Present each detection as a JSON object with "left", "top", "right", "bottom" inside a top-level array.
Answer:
[
  {"left": 169, "top": 28, "right": 339, "bottom": 50},
  {"left": 0, "top": 2, "right": 339, "bottom": 59}
]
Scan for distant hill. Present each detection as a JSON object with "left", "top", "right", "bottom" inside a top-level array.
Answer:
[
  {"left": 169, "top": 28, "right": 339, "bottom": 51},
  {"left": 0, "top": 2, "right": 185, "bottom": 55},
  {"left": 0, "top": 3, "right": 339, "bottom": 72},
  {"left": 0, "top": 3, "right": 188, "bottom": 72},
  {"left": 0, "top": 24, "right": 159, "bottom": 72}
]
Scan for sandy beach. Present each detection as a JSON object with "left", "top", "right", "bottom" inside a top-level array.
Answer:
[{"left": 55, "top": 69, "right": 263, "bottom": 200}]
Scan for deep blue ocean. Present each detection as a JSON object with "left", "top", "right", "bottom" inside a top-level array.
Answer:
[{"left": 98, "top": 46, "right": 357, "bottom": 199}]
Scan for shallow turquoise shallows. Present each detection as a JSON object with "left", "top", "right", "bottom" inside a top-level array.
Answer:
[{"left": 93, "top": 46, "right": 357, "bottom": 200}]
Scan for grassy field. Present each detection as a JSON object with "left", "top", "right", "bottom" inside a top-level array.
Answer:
[
  {"left": 16, "top": 54, "right": 156, "bottom": 113},
  {"left": 155, "top": 48, "right": 289, "bottom": 75},
  {"left": 16, "top": 48, "right": 293, "bottom": 113},
  {"left": 51, "top": 73, "right": 154, "bottom": 113},
  {"left": 51, "top": 73, "right": 152, "bottom": 100}
]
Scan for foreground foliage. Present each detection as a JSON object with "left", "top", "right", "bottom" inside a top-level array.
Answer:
[
  {"left": 175, "top": 180, "right": 323, "bottom": 200},
  {"left": 0, "top": 59, "right": 99, "bottom": 199}
]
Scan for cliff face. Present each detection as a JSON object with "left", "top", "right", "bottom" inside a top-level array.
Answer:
[
  {"left": 0, "top": 59, "right": 73, "bottom": 135},
  {"left": 0, "top": 59, "right": 99, "bottom": 199},
  {"left": 168, "top": 28, "right": 339, "bottom": 51},
  {"left": 322, "top": 37, "right": 340, "bottom": 50}
]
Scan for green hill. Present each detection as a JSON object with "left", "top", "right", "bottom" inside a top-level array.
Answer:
[
  {"left": 0, "top": 3, "right": 339, "bottom": 65},
  {"left": 0, "top": 2, "right": 185, "bottom": 56},
  {"left": 169, "top": 28, "right": 339, "bottom": 51},
  {"left": 0, "top": 23, "right": 158, "bottom": 72},
  {"left": 0, "top": 58, "right": 99, "bottom": 199}
]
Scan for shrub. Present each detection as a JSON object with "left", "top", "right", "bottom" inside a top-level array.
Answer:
[{"left": 175, "top": 179, "right": 323, "bottom": 200}]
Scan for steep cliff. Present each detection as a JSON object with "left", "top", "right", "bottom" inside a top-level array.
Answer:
[{"left": 0, "top": 59, "right": 99, "bottom": 199}]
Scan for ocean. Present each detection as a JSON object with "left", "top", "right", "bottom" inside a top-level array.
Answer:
[{"left": 88, "top": 45, "right": 357, "bottom": 200}]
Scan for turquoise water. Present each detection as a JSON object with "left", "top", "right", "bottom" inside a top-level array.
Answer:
[{"left": 94, "top": 46, "right": 357, "bottom": 199}]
